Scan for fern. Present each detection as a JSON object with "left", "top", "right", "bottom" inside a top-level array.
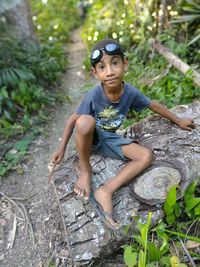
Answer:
[{"left": 0, "top": 68, "right": 35, "bottom": 87}]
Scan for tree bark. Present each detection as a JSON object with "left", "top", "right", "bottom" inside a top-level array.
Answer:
[
  {"left": 158, "top": 0, "right": 168, "bottom": 35},
  {"left": 4, "top": 0, "right": 38, "bottom": 45},
  {"left": 52, "top": 101, "right": 200, "bottom": 265},
  {"left": 152, "top": 40, "right": 200, "bottom": 87}
]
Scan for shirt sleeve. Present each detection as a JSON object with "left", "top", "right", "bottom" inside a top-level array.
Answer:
[
  {"left": 76, "top": 91, "right": 94, "bottom": 115},
  {"left": 131, "top": 87, "right": 151, "bottom": 112}
]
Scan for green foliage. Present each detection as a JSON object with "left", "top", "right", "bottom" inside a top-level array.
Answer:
[
  {"left": 184, "top": 181, "right": 200, "bottom": 219},
  {"left": 163, "top": 185, "right": 181, "bottom": 225},
  {"left": 125, "top": 38, "right": 200, "bottom": 112},
  {"left": 173, "top": 0, "right": 200, "bottom": 45},
  {"left": 0, "top": 37, "right": 67, "bottom": 132},
  {"left": 123, "top": 182, "right": 200, "bottom": 266},
  {"left": 123, "top": 212, "right": 156, "bottom": 267},
  {"left": 163, "top": 181, "right": 200, "bottom": 223},
  {"left": 0, "top": 129, "right": 39, "bottom": 177},
  {"left": 30, "top": 0, "right": 80, "bottom": 43},
  {"left": 0, "top": 38, "right": 66, "bottom": 87}
]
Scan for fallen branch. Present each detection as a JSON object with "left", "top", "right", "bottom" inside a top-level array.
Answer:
[
  {"left": 48, "top": 162, "right": 73, "bottom": 264},
  {"left": 0, "top": 191, "right": 25, "bottom": 220},
  {"left": 0, "top": 191, "right": 36, "bottom": 247},
  {"left": 18, "top": 202, "right": 36, "bottom": 247},
  {"left": 142, "top": 64, "right": 172, "bottom": 86},
  {"left": 152, "top": 40, "right": 200, "bottom": 87}
]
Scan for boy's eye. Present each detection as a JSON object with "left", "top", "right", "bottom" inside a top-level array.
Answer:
[
  {"left": 113, "top": 60, "right": 119, "bottom": 65},
  {"left": 98, "top": 65, "right": 104, "bottom": 70}
]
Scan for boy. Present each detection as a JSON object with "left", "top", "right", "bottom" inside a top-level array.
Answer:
[{"left": 51, "top": 38, "right": 194, "bottom": 229}]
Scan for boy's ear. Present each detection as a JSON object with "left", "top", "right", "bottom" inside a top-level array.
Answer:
[
  {"left": 91, "top": 66, "right": 98, "bottom": 79},
  {"left": 123, "top": 57, "right": 129, "bottom": 71}
]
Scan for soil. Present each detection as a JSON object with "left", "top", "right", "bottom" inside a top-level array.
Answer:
[{"left": 0, "top": 29, "right": 94, "bottom": 267}]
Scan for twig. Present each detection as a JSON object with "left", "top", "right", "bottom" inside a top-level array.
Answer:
[
  {"left": 142, "top": 64, "right": 172, "bottom": 87},
  {"left": 51, "top": 180, "right": 72, "bottom": 258},
  {"left": 9, "top": 215, "right": 17, "bottom": 249},
  {"left": 185, "top": 219, "right": 198, "bottom": 242},
  {"left": 0, "top": 191, "right": 25, "bottom": 220},
  {"left": 11, "top": 190, "right": 42, "bottom": 201},
  {"left": 18, "top": 202, "right": 36, "bottom": 247},
  {"left": 48, "top": 163, "right": 73, "bottom": 264},
  {"left": 48, "top": 162, "right": 57, "bottom": 183},
  {"left": 0, "top": 191, "right": 36, "bottom": 247},
  {"left": 178, "top": 237, "right": 196, "bottom": 267}
]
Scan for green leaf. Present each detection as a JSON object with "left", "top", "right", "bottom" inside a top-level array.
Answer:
[
  {"left": 174, "top": 203, "right": 181, "bottom": 217},
  {"left": 138, "top": 250, "right": 145, "bottom": 267},
  {"left": 185, "top": 198, "right": 200, "bottom": 212},
  {"left": 14, "top": 132, "right": 36, "bottom": 153},
  {"left": 164, "top": 229, "right": 200, "bottom": 243},
  {"left": 194, "top": 203, "right": 200, "bottom": 216},
  {"left": 147, "top": 242, "right": 161, "bottom": 261},
  {"left": 166, "top": 185, "right": 177, "bottom": 206},
  {"left": 124, "top": 246, "right": 137, "bottom": 267},
  {"left": 166, "top": 213, "right": 176, "bottom": 225},
  {"left": 13, "top": 68, "right": 35, "bottom": 82},
  {"left": 164, "top": 202, "right": 174, "bottom": 215},
  {"left": 160, "top": 255, "right": 171, "bottom": 266},
  {"left": 185, "top": 181, "right": 197, "bottom": 196},
  {"left": 3, "top": 110, "right": 12, "bottom": 121}
]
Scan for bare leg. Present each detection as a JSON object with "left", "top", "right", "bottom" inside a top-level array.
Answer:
[
  {"left": 94, "top": 143, "right": 153, "bottom": 225},
  {"left": 74, "top": 115, "right": 95, "bottom": 199}
]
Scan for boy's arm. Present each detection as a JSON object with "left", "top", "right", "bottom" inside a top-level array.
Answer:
[
  {"left": 51, "top": 112, "right": 80, "bottom": 164},
  {"left": 148, "top": 100, "right": 194, "bottom": 131}
]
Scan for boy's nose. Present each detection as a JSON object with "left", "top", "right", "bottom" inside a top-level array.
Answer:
[{"left": 106, "top": 65, "right": 114, "bottom": 76}]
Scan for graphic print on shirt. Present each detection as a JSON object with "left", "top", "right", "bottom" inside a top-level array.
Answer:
[{"left": 96, "top": 106, "right": 125, "bottom": 131}]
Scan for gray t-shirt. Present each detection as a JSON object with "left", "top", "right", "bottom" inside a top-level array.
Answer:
[{"left": 76, "top": 82, "right": 150, "bottom": 131}]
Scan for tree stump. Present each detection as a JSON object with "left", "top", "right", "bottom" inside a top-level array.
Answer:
[{"left": 52, "top": 101, "right": 200, "bottom": 266}]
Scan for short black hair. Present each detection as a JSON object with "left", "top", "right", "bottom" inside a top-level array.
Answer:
[{"left": 91, "top": 38, "right": 125, "bottom": 66}]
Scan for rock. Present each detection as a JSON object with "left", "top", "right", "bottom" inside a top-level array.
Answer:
[{"left": 52, "top": 101, "right": 200, "bottom": 265}]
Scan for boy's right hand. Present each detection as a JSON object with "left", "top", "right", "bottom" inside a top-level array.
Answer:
[{"left": 51, "top": 149, "right": 65, "bottom": 164}]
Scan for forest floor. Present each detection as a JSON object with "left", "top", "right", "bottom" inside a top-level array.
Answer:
[{"left": 0, "top": 29, "right": 101, "bottom": 267}]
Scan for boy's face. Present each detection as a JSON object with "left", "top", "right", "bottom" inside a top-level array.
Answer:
[{"left": 92, "top": 53, "right": 128, "bottom": 91}]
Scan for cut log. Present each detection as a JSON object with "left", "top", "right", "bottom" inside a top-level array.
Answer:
[
  {"left": 152, "top": 40, "right": 200, "bottom": 87},
  {"left": 52, "top": 101, "right": 200, "bottom": 265}
]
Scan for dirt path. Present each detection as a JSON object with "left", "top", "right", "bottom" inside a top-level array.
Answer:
[{"left": 0, "top": 29, "right": 91, "bottom": 267}]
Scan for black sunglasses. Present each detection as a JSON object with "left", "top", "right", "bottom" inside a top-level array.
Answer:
[{"left": 91, "top": 43, "right": 125, "bottom": 65}]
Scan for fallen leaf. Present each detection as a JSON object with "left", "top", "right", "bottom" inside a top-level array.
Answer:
[{"left": 186, "top": 240, "right": 200, "bottom": 249}]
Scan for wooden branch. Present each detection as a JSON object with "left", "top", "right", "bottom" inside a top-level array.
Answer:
[{"left": 152, "top": 40, "right": 200, "bottom": 87}]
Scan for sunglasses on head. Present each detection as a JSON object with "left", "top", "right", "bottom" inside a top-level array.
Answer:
[{"left": 91, "top": 43, "right": 125, "bottom": 66}]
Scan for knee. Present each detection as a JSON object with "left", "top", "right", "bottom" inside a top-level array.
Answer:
[
  {"left": 142, "top": 148, "right": 153, "bottom": 166},
  {"left": 75, "top": 115, "right": 95, "bottom": 135}
]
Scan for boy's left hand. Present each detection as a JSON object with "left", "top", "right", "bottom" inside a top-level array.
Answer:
[{"left": 176, "top": 118, "right": 195, "bottom": 131}]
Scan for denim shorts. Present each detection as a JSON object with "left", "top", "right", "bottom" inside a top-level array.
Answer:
[{"left": 92, "top": 126, "right": 133, "bottom": 161}]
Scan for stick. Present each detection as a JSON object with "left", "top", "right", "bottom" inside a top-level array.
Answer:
[
  {"left": 178, "top": 237, "right": 196, "bottom": 267},
  {"left": 0, "top": 191, "right": 25, "bottom": 220},
  {"left": 9, "top": 215, "right": 17, "bottom": 249},
  {"left": 47, "top": 162, "right": 73, "bottom": 264},
  {"left": 152, "top": 40, "right": 200, "bottom": 87},
  {"left": 18, "top": 202, "right": 36, "bottom": 247}
]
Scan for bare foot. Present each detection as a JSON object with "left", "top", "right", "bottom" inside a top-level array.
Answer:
[
  {"left": 74, "top": 171, "right": 91, "bottom": 199},
  {"left": 94, "top": 187, "right": 119, "bottom": 227}
]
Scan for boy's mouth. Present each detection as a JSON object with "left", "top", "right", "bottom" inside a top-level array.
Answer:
[{"left": 106, "top": 78, "right": 118, "bottom": 83}]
